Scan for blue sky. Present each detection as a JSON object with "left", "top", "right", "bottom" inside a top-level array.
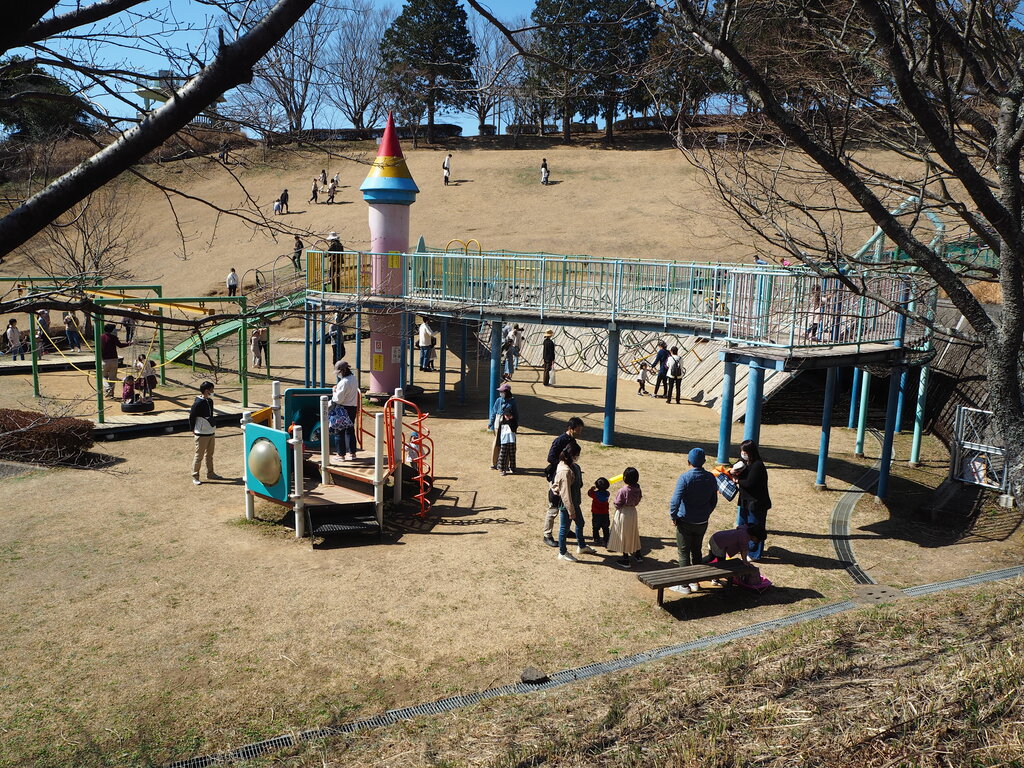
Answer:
[{"left": 64, "top": 0, "right": 542, "bottom": 137}]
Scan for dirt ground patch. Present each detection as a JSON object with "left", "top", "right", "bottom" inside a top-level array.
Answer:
[{"left": 1, "top": 334, "right": 1021, "bottom": 766}]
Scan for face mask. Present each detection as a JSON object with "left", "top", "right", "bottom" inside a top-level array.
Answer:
[{"left": 740, "top": 451, "right": 749, "bottom": 461}]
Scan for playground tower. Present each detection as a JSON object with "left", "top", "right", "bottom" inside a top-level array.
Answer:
[{"left": 360, "top": 112, "right": 419, "bottom": 394}]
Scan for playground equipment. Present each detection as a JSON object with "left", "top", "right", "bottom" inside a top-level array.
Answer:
[{"left": 241, "top": 381, "right": 433, "bottom": 542}]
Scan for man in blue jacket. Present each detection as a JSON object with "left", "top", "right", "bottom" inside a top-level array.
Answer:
[{"left": 668, "top": 447, "right": 718, "bottom": 593}]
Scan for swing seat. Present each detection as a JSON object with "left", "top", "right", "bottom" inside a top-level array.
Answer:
[{"left": 120, "top": 400, "right": 155, "bottom": 414}]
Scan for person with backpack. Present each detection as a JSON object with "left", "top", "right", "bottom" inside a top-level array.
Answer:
[
  {"left": 665, "top": 346, "right": 684, "bottom": 403},
  {"left": 442, "top": 153, "right": 452, "bottom": 186}
]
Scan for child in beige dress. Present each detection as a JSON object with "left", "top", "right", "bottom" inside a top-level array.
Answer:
[{"left": 609, "top": 466, "right": 643, "bottom": 568}]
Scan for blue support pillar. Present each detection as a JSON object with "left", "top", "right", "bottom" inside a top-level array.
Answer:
[
  {"left": 855, "top": 371, "right": 871, "bottom": 456},
  {"left": 815, "top": 367, "right": 837, "bottom": 489},
  {"left": 848, "top": 367, "right": 862, "bottom": 429},
  {"left": 488, "top": 320, "right": 501, "bottom": 410},
  {"left": 743, "top": 365, "right": 764, "bottom": 444},
  {"left": 459, "top": 320, "right": 467, "bottom": 405},
  {"left": 602, "top": 327, "right": 620, "bottom": 446},
  {"left": 438, "top": 320, "right": 448, "bottom": 412},
  {"left": 318, "top": 305, "right": 327, "bottom": 387},
  {"left": 876, "top": 369, "right": 903, "bottom": 501},
  {"left": 407, "top": 314, "right": 415, "bottom": 388},
  {"left": 354, "top": 308, "right": 362, "bottom": 381},
  {"left": 303, "top": 303, "right": 311, "bottom": 387},
  {"left": 717, "top": 361, "right": 737, "bottom": 464},
  {"left": 894, "top": 369, "right": 909, "bottom": 433},
  {"left": 909, "top": 365, "right": 929, "bottom": 466}
]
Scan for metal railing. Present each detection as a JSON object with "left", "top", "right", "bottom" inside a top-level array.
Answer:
[
  {"left": 952, "top": 407, "right": 1008, "bottom": 493},
  {"left": 304, "top": 249, "right": 935, "bottom": 350}
]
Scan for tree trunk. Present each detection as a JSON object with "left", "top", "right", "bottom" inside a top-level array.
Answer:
[
  {"left": 604, "top": 97, "right": 615, "bottom": 141},
  {"left": 426, "top": 75, "right": 436, "bottom": 144},
  {"left": 561, "top": 99, "right": 572, "bottom": 144}
]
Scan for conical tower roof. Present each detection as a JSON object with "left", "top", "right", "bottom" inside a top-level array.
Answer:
[{"left": 360, "top": 112, "right": 419, "bottom": 205}]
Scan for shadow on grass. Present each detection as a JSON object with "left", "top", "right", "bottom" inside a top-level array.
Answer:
[{"left": 660, "top": 584, "right": 826, "bottom": 621}]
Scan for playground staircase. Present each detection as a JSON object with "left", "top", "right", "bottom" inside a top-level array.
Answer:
[{"left": 304, "top": 456, "right": 380, "bottom": 539}]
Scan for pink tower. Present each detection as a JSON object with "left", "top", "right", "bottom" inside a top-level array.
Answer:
[{"left": 360, "top": 113, "right": 419, "bottom": 394}]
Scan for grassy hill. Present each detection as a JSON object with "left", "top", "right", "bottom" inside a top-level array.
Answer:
[{"left": 1, "top": 134, "right": 830, "bottom": 298}]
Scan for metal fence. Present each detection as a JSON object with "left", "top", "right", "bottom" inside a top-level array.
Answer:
[
  {"left": 304, "top": 250, "right": 934, "bottom": 350},
  {"left": 952, "top": 407, "right": 1009, "bottom": 493}
]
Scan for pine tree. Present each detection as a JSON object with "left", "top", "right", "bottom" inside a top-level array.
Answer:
[{"left": 379, "top": 0, "right": 478, "bottom": 143}]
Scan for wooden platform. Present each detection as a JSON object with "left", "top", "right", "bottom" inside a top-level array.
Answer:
[
  {"left": 308, "top": 453, "right": 376, "bottom": 483},
  {"left": 93, "top": 402, "right": 251, "bottom": 439},
  {"left": 0, "top": 353, "right": 108, "bottom": 374},
  {"left": 304, "top": 483, "right": 374, "bottom": 506}
]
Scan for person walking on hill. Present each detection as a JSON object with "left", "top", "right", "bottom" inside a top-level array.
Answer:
[
  {"left": 309, "top": 178, "right": 319, "bottom": 204},
  {"left": 668, "top": 447, "right": 718, "bottom": 594},
  {"left": 326, "top": 178, "right": 337, "bottom": 204},
  {"left": 319, "top": 169, "right": 327, "bottom": 187},
  {"left": 226, "top": 268, "right": 239, "bottom": 296},
  {"left": 442, "top": 153, "right": 451, "bottom": 186},
  {"left": 189, "top": 381, "right": 221, "bottom": 485},
  {"left": 279, "top": 188, "right": 289, "bottom": 213},
  {"left": 664, "top": 346, "right": 683, "bottom": 403},
  {"left": 291, "top": 235, "right": 304, "bottom": 272},
  {"left": 541, "top": 158, "right": 550, "bottom": 185},
  {"left": 542, "top": 329, "right": 556, "bottom": 386}
]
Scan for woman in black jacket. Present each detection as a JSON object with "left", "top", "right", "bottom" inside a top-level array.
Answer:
[{"left": 733, "top": 439, "right": 771, "bottom": 560}]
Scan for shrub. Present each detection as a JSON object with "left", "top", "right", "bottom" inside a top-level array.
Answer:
[{"left": 0, "top": 409, "right": 94, "bottom": 464}]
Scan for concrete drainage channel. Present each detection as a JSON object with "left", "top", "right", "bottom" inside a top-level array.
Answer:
[{"left": 168, "top": 438, "right": 1021, "bottom": 768}]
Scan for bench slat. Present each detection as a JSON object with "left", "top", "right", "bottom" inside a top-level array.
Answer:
[{"left": 637, "top": 562, "right": 756, "bottom": 589}]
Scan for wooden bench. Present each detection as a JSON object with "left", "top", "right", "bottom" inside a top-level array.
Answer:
[{"left": 637, "top": 561, "right": 759, "bottom": 606}]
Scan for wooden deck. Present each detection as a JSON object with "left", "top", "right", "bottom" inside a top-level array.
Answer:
[
  {"left": 93, "top": 401, "right": 253, "bottom": 438},
  {"left": 0, "top": 353, "right": 105, "bottom": 374}
]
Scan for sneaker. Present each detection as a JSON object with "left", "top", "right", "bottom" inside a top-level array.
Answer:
[
  {"left": 543, "top": 536, "right": 558, "bottom": 548},
  {"left": 557, "top": 552, "right": 577, "bottom": 562},
  {"left": 614, "top": 558, "right": 632, "bottom": 569},
  {"left": 501, "top": 470, "right": 511, "bottom": 476},
  {"left": 346, "top": 453, "right": 356, "bottom": 461},
  {"left": 192, "top": 477, "right": 202, "bottom": 486},
  {"left": 669, "top": 585, "right": 691, "bottom": 594},
  {"left": 689, "top": 583, "right": 701, "bottom": 592},
  {"left": 490, "top": 465, "right": 498, "bottom": 470},
  {"left": 577, "top": 545, "right": 597, "bottom": 555},
  {"left": 712, "top": 579, "right": 728, "bottom": 587},
  {"left": 207, "top": 473, "right": 224, "bottom": 480},
  {"left": 631, "top": 553, "right": 643, "bottom": 563}
]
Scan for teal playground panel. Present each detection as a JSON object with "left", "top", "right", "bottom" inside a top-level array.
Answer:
[
  {"left": 244, "top": 422, "right": 292, "bottom": 502},
  {"left": 283, "top": 387, "right": 332, "bottom": 450}
]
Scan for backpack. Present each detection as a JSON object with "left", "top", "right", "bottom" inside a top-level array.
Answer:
[{"left": 670, "top": 357, "right": 682, "bottom": 378}]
